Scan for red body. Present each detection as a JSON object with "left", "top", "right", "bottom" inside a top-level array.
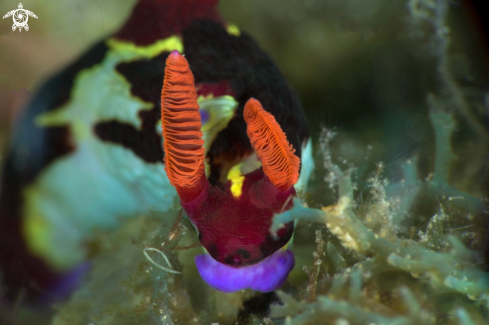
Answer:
[
  {"left": 161, "top": 53, "right": 299, "bottom": 268},
  {"left": 182, "top": 169, "right": 295, "bottom": 266}
]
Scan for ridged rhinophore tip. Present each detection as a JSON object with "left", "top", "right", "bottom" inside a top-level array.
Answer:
[
  {"left": 161, "top": 46, "right": 207, "bottom": 203},
  {"left": 244, "top": 98, "right": 259, "bottom": 117},
  {"left": 244, "top": 98, "right": 300, "bottom": 191}
]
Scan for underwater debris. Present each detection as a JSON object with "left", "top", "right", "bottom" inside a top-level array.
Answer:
[
  {"left": 143, "top": 248, "right": 181, "bottom": 275},
  {"left": 418, "top": 205, "right": 450, "bottom": 251},
  {"left": 302, "top": 230, "right": 326, "bottom": 303},
  {"left": 364, "top": 161, "right": 397, "bottom": 241}
]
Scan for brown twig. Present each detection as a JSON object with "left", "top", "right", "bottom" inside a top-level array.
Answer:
[{"left": 303, "top": 230, "right": 326, "bottom": 302}]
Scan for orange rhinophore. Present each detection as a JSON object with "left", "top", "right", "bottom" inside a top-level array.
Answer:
[
  {"left": 161, "top": 50, "right": 207, "bottom": 202},
  {"left": 244, "top": 98, "right": 300, "bottom": 191}
]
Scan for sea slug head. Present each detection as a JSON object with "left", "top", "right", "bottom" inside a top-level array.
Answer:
[{"left": 161, "top": 51, "right": 300, "bottom": 292}]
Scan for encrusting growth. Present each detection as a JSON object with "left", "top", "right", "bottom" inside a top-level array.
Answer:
[
  {"left": 161, "top": 50, "right": 206, "bottom": 202},
  {"left": 244, "top": 98, "right": 300, "bottom": 191}
]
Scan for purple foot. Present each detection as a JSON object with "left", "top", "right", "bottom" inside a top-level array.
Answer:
[{"left": 195, "top": 249, "right": 295, "bottom": 293}]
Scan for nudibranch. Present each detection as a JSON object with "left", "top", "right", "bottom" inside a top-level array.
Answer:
[
  {"left": 161, "top": 51, "right": 300, "bottom": 292},
  {"left": 0, "top": 0, "right": 313, "bottom": 303}
]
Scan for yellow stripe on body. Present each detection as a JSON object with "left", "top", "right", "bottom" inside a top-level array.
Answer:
[
  {"left": 106, "top": 36, "right": 183, "bottom": 58},
  {"left": 226, "top": 24, "right": 241, "bottom": 37},
  {"left": 227, "top": 163, "right": 245, "bottom": 198}
]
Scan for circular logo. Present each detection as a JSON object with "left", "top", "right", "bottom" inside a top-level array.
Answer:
[
  {"left": 3, "top": 3, "right": 38, "bottom": 32},
  {"left": 13, "top": 9, "right": 28, "bottom": 28}
]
